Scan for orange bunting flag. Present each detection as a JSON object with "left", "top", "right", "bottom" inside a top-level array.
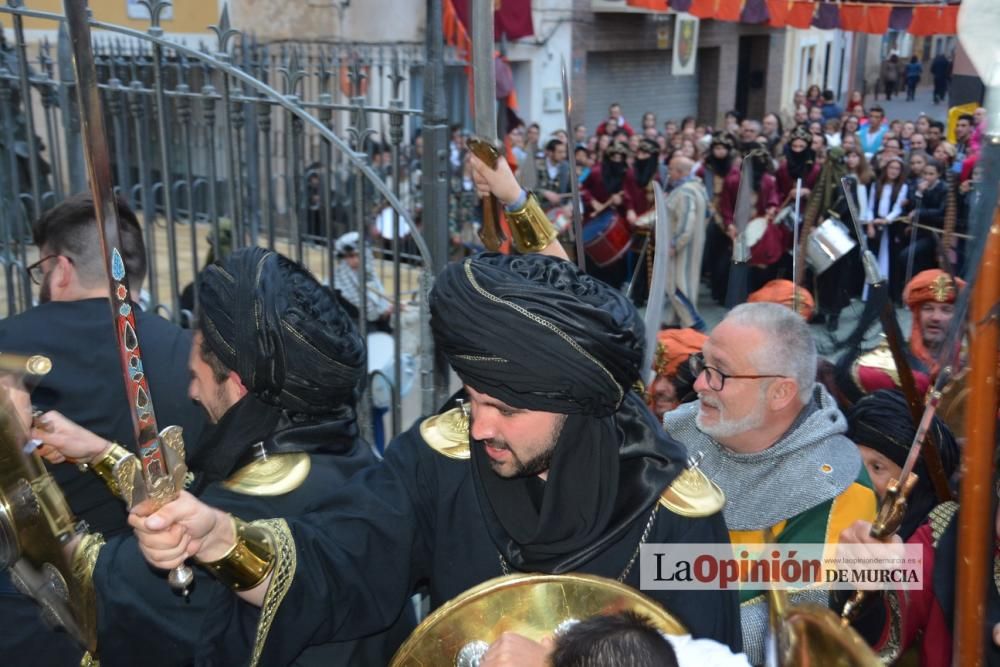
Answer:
[
  {"left": 766, "top": 0, "right": 788, "bottom": 27},
  {"left": 688, "top": 0, "right": 718, "bottom": 20},
  {"left": 908, "top": 5, "right": 958, "bottom": 36},
  {"left": 785, "top": 1, "right": 816, "bottom": 29},
  {"left": 625, "top": 0, "right": 670, "bottom": 11},
  {"left": 716, "top": 0, "right": 742, "bottom": 22}
]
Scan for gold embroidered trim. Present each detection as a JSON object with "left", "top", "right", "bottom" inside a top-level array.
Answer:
[
  {"left": 71, "top": 532, "right": 104, "bottom": 654},
  {"left": 249, "top": 519, "right": 296, "bottom": 667},
  {"left": 928, "top": 501, "right": 959, "bottom": 548}
]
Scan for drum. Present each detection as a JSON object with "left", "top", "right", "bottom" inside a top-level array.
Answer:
[
  {"left": 807, "top": 217, "right": 857, "bottom": 275},
  {"left": 582, "top": 210, "right": 632, "bottom": 268}
]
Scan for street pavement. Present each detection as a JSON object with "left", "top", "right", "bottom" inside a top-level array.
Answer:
[{"left": 865, "top": 83, "right": 949, "bottom": 123}]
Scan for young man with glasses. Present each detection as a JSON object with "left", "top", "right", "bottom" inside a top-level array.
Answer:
[
  {"left": 664, "top": 302, "right": 877, "bottom": 664},
  {"left": 0, "top": 193, "right": 204, "bottom": 665}
]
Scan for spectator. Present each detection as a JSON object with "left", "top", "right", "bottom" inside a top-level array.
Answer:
[
  {"left": 905, "top": 56, "right": 923, "bottom": 101},
  {"left": 845, "top": 90, "right": 865, "bottom": 116},
  {"left": 858, "top": 105, "right": 888, "bottom": 157},
  {"left": 805, "top": 84, "right": 822, "bottom": 108},
  {"left": 597, "top": 102, "right": 635, "bottom": 136},
  {"left": 820, "top": 90, "right": 842, "bottom": 121},
  {"left": 881, "top": 54, "right": 900, "bottom": 100},
  {"left": 930, "top": 52, "right": 951, "bottom": 104}
]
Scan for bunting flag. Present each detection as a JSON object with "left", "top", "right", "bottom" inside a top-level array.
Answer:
[
  {"left": 786, "top": 1, "right": 817, "bottom": 29},
  {"left": 908, "top": 4, "right": 959, "bottom": 36},
  {"left": 688, "top": 0, "right": 717, "bottom": 20},
  {"left": 626, "top": 0, "right": 670, "bottom": 11},
  {"left": 741, "top": 0, "right": 770, "bottom": 24},
  {"left": 442, "top": 0, "right": 472, "bottom": 60},
  {"left": 889, "top": 6, "right": 914, "bottom": 31},
  {"left": 812, "top": 1, "right": 840, "bottom": 29},
  {"left": 838, "top": 4, "right": 891, "bottom": 34},
  {"left": 766, "top": 0, "right": 789, "bottom": 28},
  {"left": 716, "top": 0, "right": 743, "bottom": 22},
  {"left": 451, "top": 0, "right": 535, "bottom": 41}
]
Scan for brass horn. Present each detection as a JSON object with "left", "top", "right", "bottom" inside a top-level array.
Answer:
[
  {"left": 768, "top": 585, "right": 880, "bottom": 667},
  {"left": 390, "top": 573, "right": 687, "bottom": 666}
]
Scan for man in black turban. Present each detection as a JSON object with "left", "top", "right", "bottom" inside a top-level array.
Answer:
[
  {"left": 31, "top": 247, "right": 414, "bottom": 666},
  {"left": 127, "top": 252, "right": 742, "bottom": 666},
  {"left": 846, "top": 389, "right": 958, "bottom": 540}
]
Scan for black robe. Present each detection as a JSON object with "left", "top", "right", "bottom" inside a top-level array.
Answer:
[
  {"left": 0, "top": 298, "right": 205, "bottom": 665},
  {"left": 93, "top": 414, "right": 414, "bottom": 667},
  {"left": 195, "top": 396, "right": 742, "bottom": 665}
]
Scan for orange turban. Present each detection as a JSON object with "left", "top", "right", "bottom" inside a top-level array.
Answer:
[
  {"left": 747, "top": 279, "right": 815, "bottom": 321},
  {"left": 652, "top": 328, "right": 707, "bottom": 380},
  {"left": 903, "top": 269, "right": 965, "bottom": 375}
]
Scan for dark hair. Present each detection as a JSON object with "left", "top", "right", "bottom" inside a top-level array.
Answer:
[
  {"left": 545, "top": 138, "right": 564, "bottom": 153},
  {"left": 930, "top": 120, "right": 945, "bottom": 132},
  {"left": 198, "top": 332, "right": 231, "bottom": 383},
  {"left": 725, "top": 109, "right": 743, "bottom": 123},
  {"left": 32, "top": 192, "right": 147, "bottom": 290},
  {"left": 958, "top": 113, "right": 974, "bottom": 125},
  {"left": 550, "top": 611, "right": 679, "bottom": 667},
  {"left": 868, "top": 105, "right": 885, "bottom": 116},
  {"left": 924, "top": 158, "right": 944, "bottom": 175},
  {"left": 822, "top": 89, "right": 835, "bottom": 101},
  {"left": 529, "top": 122, "right": 541, "bottom": 131},
  {"left": 910, "top": 55, "right": 919, "bottom": 64}
]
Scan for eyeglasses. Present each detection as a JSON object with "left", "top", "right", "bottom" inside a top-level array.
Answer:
[
  {"left": 26, "top": 254, "right": 71, "bottom": 285},
  {"left": 688, "top": 353, "right": 787, "bottom": 392}
]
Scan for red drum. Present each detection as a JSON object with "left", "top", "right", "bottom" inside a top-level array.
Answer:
[{"left": 582, "top": 210, "right": 632, "bottom": 267}]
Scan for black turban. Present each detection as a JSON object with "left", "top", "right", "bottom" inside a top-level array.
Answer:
[
  {"left": 197, "top": 246, "right": 365, "bottom": 416},
  {"left": 846, "top": 389, "right": 959, "bottom": 540},
  {"left": 431, "top": 253, "right": 644, "bottom": 417}
]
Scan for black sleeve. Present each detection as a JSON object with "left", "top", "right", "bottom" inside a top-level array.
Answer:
[{"left": 197, "top": 435, "right": 436, "bottom": 666}]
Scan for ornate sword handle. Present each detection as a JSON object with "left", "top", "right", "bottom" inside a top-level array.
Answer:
[{"left": 467, "top": 136, "right": 507, "bottom": 251}]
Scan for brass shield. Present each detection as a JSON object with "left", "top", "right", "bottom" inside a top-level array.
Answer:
[
  {"left": 390, "top": 573, "right": 687, "bottom": 666},
  {"left": 0, "top": 373, "right": 97, "bottom": 653}
]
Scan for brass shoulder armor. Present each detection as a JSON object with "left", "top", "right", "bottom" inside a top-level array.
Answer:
[
  {"left": 419, "top": 407, "right": 470, "bottom": 460},
  {"left": 222, "top": 452, "right": 311, "bottom": 496},
  {"left": 658, "top": 466, "right": 726, "bottom": 517}
]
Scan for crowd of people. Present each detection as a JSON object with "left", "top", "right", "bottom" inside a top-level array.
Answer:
[
  {"left": 0, "top": 79, "right": 995, "bottom": 667},
  {"left": 446, "top": 89, "right": 989, "bottom": 334}
]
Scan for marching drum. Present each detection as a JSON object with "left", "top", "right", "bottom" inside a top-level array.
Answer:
[
  {"left": 807, "top": 217, "right": 857, "bottom": 275},
  {"left": 582, "top": 209, "right": 632, "bottom": 267}
]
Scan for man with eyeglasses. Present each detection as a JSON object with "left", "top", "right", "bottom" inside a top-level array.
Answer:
[
  {"left": 0, "top": 193, "right": 204, "bottom": 664},
  {"left": 664, "top": 302, "right": 877, "bottom": 664}
]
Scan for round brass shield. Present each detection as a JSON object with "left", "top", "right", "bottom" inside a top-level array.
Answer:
[{"left": 390, "top": 573, "right": 687, "bottom": 666}]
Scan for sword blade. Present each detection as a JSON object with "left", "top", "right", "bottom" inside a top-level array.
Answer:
[
  {"left": 471, "top": 0, "right": 496, "bottom": 141},
  {"left": 62, "top": 0, "right": 167, "bottom": 480},
  {"left": 731, "top": 153, "right": 754, "bottom": 262},
  {"left": 561, "top": 57, "right": 585, "bottom": 271},
  {"left": 643, "top": 182, "right": 671, "bottom": 385}
]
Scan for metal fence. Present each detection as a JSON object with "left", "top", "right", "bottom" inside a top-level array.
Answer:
[{"left": 0, "top": 1, "right": 443, "bottom": 441}]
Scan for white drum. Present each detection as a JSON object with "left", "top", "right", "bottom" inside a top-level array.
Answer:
[{"left": 807, "top": 217, "right": 857, "bottom": 275}]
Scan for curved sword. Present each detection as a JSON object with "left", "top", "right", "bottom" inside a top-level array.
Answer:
[
  {"left": 561, "top": 57, "right": 585, "bottom": 271},
  {"left": 643, "top": 181, "right": 671, "bottom": 386}
]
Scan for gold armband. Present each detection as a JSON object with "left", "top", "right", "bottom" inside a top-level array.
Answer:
[
  {"left": 505, "top": 193, "right": 558, "bottom": 254},
  {"left": 198, "top": 516, "right": 276, "bottom": 591},
  {"left": 86, "top": 442, "right": 138, "bottom": 500}
]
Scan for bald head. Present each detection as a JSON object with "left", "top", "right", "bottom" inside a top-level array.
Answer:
[{"left": 668, "top": 156, "right": 694, "bottom": 182}]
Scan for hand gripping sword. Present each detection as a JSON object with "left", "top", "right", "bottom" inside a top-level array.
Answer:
[
  {"left": 62, "top": 0, "right": 191, "bottom": 593},
  {"left": 468, "top": 0, "right": 505, "bottom": 251}
]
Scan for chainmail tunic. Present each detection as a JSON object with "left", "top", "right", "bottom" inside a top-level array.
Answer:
[
  {"left": 663, "top": 384, "right": 861, "bottom": 531},
  {"left": 664, "top": 384, "right": 863, "bottom": 664}
]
